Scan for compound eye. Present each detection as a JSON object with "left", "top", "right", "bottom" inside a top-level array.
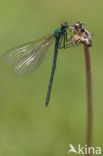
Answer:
[{"left": 61, "top": 22, "right": 68, "bottom": 28}]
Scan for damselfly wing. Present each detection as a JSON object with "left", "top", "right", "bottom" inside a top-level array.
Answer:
[{"left": 3, "top": 34, "right": 55, "bottom": 76}]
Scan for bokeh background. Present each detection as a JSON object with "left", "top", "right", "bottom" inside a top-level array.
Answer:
[{"left": 0, "top": 0, "right": 103, "bottom": 155}]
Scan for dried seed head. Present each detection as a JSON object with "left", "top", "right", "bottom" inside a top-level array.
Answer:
[{"left": 70, "top": 22, "right": 93, "bottom": 47}]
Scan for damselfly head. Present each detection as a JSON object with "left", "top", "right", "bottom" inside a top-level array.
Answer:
[{"left": 61, "top": 22, "right": 68, "bottom": 29}]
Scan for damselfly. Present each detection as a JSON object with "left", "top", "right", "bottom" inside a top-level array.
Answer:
[{"left": 3, "top": 22, "right": 74, "bottom": 106}]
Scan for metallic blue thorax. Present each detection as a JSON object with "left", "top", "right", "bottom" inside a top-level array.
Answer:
[{"left": 55, "top": 28, "right": 62, "bottom": 37}]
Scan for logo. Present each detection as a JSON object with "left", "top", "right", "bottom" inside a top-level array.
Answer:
[{"left": 68, "top": 144, "right": 102, "bottom": 155}]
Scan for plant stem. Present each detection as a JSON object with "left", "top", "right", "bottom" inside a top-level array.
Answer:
[{"left": 84, "top": 44, "right": 93, "bottom": 155}]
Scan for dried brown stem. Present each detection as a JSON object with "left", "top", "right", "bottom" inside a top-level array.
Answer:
[{"left": 84, "top": 44, "right": 93, "bottom": 156}]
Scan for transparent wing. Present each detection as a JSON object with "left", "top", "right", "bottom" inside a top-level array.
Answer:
[
  {"left": 3, "top": 42, "right": 36, "bottom": 64},
  {"left": 11, "top": 34, "right": 55, "bottom": 76},
  {"left": 3, "top": 34, "right": 54, "bottom": 64}
]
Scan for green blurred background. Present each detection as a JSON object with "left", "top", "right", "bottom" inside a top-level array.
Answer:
[{"left": 0, "top": 0, "right": 103, "bottom": 155}]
